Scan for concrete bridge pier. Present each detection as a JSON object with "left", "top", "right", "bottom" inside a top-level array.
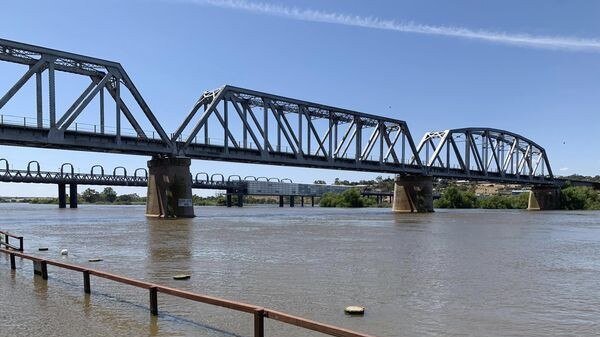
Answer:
[
  {"left": 237, "top": 194, "right": 244, "bottom": 207},
  {"left": 311, "top": 196, "right": 315, "bottom": 207},
  {"left": 392, "top": 175, "right": 434, "bottom": 213},
  {"left": 146, "top": 156, "right": 194, "bottom": 218},
  {"left": 279, "top": 196, "right": 284, "bottom": 207},
  {"left": 289, "top": 196, "right": 295, "bottom": 207},
  {"left": 58, "top": 183, "right": 77, "bottom": 208},
  {"left": 527, "top": 186, "right": 561, "bottom": 211},
  {"left": 226, "top": 194, "right": 232, "bottom": 208},
  {"left": 69, "top": 183, "right": 78, "bottom": 208},
  {"left": 58, "top": 183, "right": 66, "bottom": 208}
]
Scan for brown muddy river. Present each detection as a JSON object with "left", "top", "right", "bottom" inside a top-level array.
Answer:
[{"left": 1, "top": 204, "right": 599, "bottom": 336}]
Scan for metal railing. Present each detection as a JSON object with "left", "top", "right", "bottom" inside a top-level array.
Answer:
[
  {"left": 0, "top": 230, "right": 23, "bottom": 251},
  {"left": 1, "top": 246, "right": 376, "bottom": 337}
]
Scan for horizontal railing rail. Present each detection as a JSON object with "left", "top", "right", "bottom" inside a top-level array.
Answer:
[
  {"left": 0, "top": 230, "right": 23, "bottom": 251},
  {"left": 1, "top": 247, "right": 377, "bottom": 337}
]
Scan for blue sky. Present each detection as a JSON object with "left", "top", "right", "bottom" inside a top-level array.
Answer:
[{"left": 1, "top": 0, "right": 599, "bottom": 196}]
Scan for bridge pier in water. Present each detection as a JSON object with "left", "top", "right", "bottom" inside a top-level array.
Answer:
[
  {"left": 527, "top": 186, "right": 561, "bottom": 211},
  {"left": 392, "top": 175, "right": 434, "bottom": 213},
  {"left": 146, "top": 157, "right": 194, "bottom": 218},
  {"left": 58, "top": 183, "right": 77, "bottom": 209}
]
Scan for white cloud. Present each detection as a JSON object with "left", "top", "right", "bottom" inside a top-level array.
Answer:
[
  {"left": 170, "top": 0, "right": 600, "bottom": 52},
  {"left": 559, "top": 167, "right": 569, "bottom": 171}
]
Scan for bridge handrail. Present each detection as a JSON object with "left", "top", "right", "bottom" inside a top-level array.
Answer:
[{"left": 1, "top": 247, "right": 376, "bottom": 337}]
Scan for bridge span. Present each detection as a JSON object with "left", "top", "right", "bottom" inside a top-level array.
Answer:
[
  {"left": 0, "top": 38, "right": 559, "bottom": 216},
  {"left": 0, "top": 160, "right": 393, "bottom": 209}
]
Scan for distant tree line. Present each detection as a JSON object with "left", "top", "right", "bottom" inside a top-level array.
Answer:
[
  {"left": 319, "top": 189, "right": 383, "bottom": 208},
  {"left": 435, "top": 183, "right": 600, "bottom": 210},
  {"left": 80, "top": 187, "right": 145, "bottom": 204}
]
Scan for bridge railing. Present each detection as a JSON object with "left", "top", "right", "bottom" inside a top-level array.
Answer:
[{"left": 1, "top": 246, "right": 376, "bottom": 337}]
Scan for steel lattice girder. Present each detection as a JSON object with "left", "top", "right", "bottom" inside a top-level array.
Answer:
[
  {"left": 0, "top": 38, "right": 173, "bottom": 149},
  {"left": 172, "top": 85, "right": 425, "bottom": 174},
  {"left": 0, "top": 39, "right": 559, "bottom": 183},
  {"left": 412, "top": 127, "right": 554, "bottom": 182}
]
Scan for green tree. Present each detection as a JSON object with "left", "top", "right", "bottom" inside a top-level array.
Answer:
[
  {"left": 319, "top": 189, "right": 374, "bottom": 208},
  {"left": 80, "top": 188, "right": 100, "bottom": 203},
  {"left": 313, "top": 180, "right": 326, "bottom": 184},
  {"left": 561, "top": 186, "right": 600, "bottom": 210},
  {"left": 101, "top": 187, "right": 118, "bottom": 203},
  {"left": 434, "top": 186, "right": 477, "bottom": 208}
]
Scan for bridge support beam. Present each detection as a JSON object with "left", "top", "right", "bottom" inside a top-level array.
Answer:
[
  {"left": 146, "top": 157, "right": 194, "bottom": 218},
  {"left": 528, "top": 186, "right": 561, "bottom": 211},
  {"left": 392, "top": 175, "right": 434, "bottom": 213},
  {"left": 226, "top": 194, "right": 232, "bottom": 208},
  {"left": 311, "top": 196, "right": 315, "bottom": 207},
  {"left": 237, "top": 194, "right": 244, "bottom": 207},
  {"left": 279, "top": 196, "right": 284, "bottom": 207},
  {"left": 289, "top": 196, "right": 295, "bottom": 207},
  {"left": 69, "top": 183, "right": 78, "bottom": 208},
  {"left": 58, "top": 183, "right": 66, "bottom": 208}
]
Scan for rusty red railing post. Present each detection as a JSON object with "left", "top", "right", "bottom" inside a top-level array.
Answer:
[
  {"left": 10, "top": 253, "right": 15, "bottom": 269},
  {"left": 83, "top": 270, "right": 91, "bottom": 294},
  {"left": 149, "top": 286, "right": 158, "bottom": 316},
  {"left": 254, "top": 308, "right": 265, "bottom": 337}
]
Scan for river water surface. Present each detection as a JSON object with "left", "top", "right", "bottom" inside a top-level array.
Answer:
[{"left": 0, "top": 204, "right": 599, "bottom": 337}]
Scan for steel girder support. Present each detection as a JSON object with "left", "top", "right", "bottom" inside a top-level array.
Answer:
[
  {"left": 173, "top": 85, "right": 423, "bottom": 170},
  {"left": 413, "top": 127, "right": 553, "bottom": 181},
  {"left": 0, "top": 38, "right": 173, "bottom": 150}
]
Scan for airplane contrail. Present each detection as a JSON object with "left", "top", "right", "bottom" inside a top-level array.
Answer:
[{"left": 170, "top": 0, "right": 600, "bottom": 52}]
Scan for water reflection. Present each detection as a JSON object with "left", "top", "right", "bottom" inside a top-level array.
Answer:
[{"left": 146, "top": 218, "right": 193, "bottom": 281}]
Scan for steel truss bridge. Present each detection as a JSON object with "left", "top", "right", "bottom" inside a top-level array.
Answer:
[{"left": 0, "top": 38, "right": 555, "bottom": 185}]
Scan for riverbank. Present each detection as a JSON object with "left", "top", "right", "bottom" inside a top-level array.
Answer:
[{"left": 435, "top": 185, "right": 600, "bottom": 210}]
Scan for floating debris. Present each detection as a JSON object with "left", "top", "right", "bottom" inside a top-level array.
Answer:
[
  {"left": 344, "top": 306, "right": 365, "bottom": 315},
  {"left": 38, "top": 247, "right": 48, "bottom": 251},
  {"left": 88, "top": 258, "right": 103, "bottom": 262},
  {"left": 173, "top": 274, "right": 191, "bottom": 280},
  {"left": 60, "top": 249, "right": 68, "bottom": 256}
]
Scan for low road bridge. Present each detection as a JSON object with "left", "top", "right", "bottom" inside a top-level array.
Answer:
[
  {"left": 0, "top": 160, "right": 367, "bottom": 209},
  {"left": 0, "top": 38, "right": 562, "bottom": 215}
]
